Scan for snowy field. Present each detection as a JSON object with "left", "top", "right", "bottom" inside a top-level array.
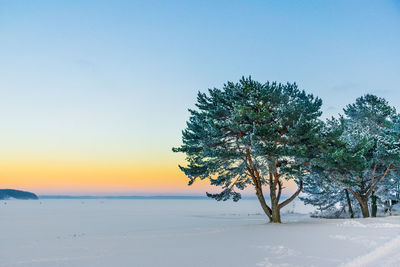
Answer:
[{"left": 1, "top": 199, "right": 400, "bottom": 267}]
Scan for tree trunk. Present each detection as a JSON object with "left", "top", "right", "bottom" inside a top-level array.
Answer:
[
  {"left": 358, "top": 198, "right": 370, "bottom": 218},
  {"left": 347, "top": 189, "right": 370, "bottom": 218},
  {"left": 271, "top": 198, "right": 281, "bottom": 223},
  {"left": 268, "top": 170, "right": 282, "bottom": 223},
  {"left": 345, "top": 189, "right": 354, "bottom": 219},
  {"left": 371, "top": 192, "right": 377, "bottom": 217},
  {"left": 255, "top": 189, "right": 272, "bottom": 222}
]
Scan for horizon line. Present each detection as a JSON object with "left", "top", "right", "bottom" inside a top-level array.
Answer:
[
  {"left": 36, "top": 194, "right": 299, "bottom": 200},
  {"left": 38, "top": 195, "right": 259, "bottom": 200}
]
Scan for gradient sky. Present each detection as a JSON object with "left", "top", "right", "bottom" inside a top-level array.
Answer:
[{"left": 1, "top": 0, "right": 400, "bottom": 195}]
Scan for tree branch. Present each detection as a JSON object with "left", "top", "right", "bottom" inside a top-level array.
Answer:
[
  {"left": 246, "top": 165, "right": 272, "bottom": 219},
  {"left": 277, "top": 180, "right": 282, "bottom": 202},
  {"left": 366, "top": 162, "right": 392, "bottom": 197},
  {"left": 348, "top": 186, "right": 368, "bottom": 202},
  {"left": 278, "top": 180, "right": 303, "bottom": 209},
  {"left": 368, "top": 163, "right": 378, "bottom": 190}
]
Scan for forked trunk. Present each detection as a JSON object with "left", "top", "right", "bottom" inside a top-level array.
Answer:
[
  {"left": 254, "top": 184, "right": 282, "bottom": 223},
  {"left": 347, "top": 189, "right": 370, "bottom": 218}
]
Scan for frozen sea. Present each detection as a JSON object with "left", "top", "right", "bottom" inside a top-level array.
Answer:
[{"left": 1, "top": 198, "right": 400, "bottom": 266}]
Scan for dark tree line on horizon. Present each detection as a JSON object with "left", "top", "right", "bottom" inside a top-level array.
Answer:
[{"left": 173, "top": 77, "right": 400, "bottom": 223}]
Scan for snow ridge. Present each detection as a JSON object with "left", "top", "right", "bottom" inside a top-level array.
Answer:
[{"left": 341, "top": 235, "right": 400, "bottom": 267}]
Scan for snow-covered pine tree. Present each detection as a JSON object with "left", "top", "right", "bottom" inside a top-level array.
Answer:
[
  {"left": 301, "top": 171, "right": 359, "bottom": 218},
  {"left": 173, "top": 77, "right": 323, "bottom": 223},
  {"left": 373, "top": 114, "right": 400, "bottom": 215},
  {"left": 311, "top": 95, "right": 400, "bottom": 218}
]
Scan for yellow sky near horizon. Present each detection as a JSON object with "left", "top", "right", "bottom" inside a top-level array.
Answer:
[
  {"left": 0, "top": 155, "right": 199, "bottom": 195},
  {"left": 0, "top": 154, "right": 298, "bottom": 196}
]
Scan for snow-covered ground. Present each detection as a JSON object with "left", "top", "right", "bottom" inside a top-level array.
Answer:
[{"left": 1, "top": 199, "right": 399, "bottom": 267}]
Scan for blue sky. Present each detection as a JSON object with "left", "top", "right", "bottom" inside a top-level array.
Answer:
[{"left": 0, "top": 0, "right": 399, "bottom": 193}]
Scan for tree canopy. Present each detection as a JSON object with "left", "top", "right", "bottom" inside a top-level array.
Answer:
[{"left": 173, "top": 77, "right": 323, "bottom": 222}]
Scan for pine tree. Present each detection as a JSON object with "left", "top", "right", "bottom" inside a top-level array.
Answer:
[
  {"left": 310, "top": 95, "right": 400, "bottom": 218},
  {"left": 373, "top": 115, "right": 400, "bottom": 215},
  {"left": 173, "top": 77, "right": 322, "bottom": 223}
]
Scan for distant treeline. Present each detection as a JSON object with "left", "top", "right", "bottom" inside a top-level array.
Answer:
[{"left": 0, "top": 189, "right": 38, "bottom": 200}]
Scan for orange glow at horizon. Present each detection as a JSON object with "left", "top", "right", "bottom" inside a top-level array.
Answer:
[
  {"left": 0, "top": 158, "right": 208, "bottom": 195},
  {"left": 0, "top": 156, "right": 298, "bottom": 196}
]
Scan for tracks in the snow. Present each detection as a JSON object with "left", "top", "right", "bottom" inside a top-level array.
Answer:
[{"left": 341, "top": 235, "right": 400, "bottom": 267}]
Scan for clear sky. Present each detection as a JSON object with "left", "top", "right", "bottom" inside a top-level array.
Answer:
[{"left": 1, "top": 0, "right": 399, "bottom": 195}]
